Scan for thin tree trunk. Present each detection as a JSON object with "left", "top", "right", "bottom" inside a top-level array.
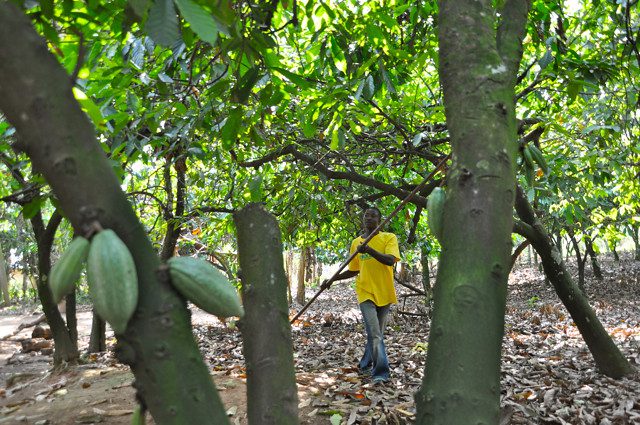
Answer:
[
  {"left": 285, "top": 250, "right": 293, "bottom": 303},
  {"left": 159, "top": 156, "right": 186, "bottom": 262},
  {"left": 415, "top": 1, "right": 529, "bottom": 423},
  {"left": 514, "top": 186, "right": 631, "bottom": 378},
  {"left": 630, "top": 224, "right": 640, "bottom": 261},
  {"left": 65, "top": 290, "right": 78, "bottom": 347},
  {"left": 31, "top": 212, "right": 79, "bottom": 364},
  {"left": 88, "top": 310, "right": 106, "bottom": 353},
  {"left": 0, "top": 244, "right": 10, "bottom": 305},
  {"left": 0, "top": 6, "right": 229, "bottom": 422},
  {"left": 235, "top": 204, "right": 299, "bottom": 425},
  {"left": 568, "top": 231, "right": 587, "bottom": 290},
  {"left": 585, "top": 237, "right": 603, "bottom": 281},
  {"left": 296, "top": 248, "right": 306, "bottom": 305},
  {"left": 420, "top": 245, "right": 431, "bottom": 306}
]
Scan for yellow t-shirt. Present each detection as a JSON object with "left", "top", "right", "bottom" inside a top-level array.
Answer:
[{"left": 348, "top": 232, "right": 400, "bottom": 306}]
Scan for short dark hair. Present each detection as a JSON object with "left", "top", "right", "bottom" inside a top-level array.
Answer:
[{"left": 364, "top": 206, "right": 382, "bottom": 219}]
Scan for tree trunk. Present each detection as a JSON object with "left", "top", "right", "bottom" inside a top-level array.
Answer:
[
  {"left": 285, "top": 250, "right": 293, "bottom": 303},
  {"left": 235, "top": 204, "right": 299, "bottom": 425},
  {"left": 0, "top": 5, "right": 229, "bottom": 422},
  {"left": 415, "top": 2, "right": 529, "bottom": 424},
  {"left": 420, "top": 246, "right": 432, "bottom": 306},
  {"left": 630, "top": 224, "right": 640, "bottom": 261},
  {"left": 568, "top": 231, "right": 587, "bottom": 290},
  {"left": 159, "top": 156, "right": 186, "bottom": 262},
  {"left": 0, "top": 244, "right": 10, "bottom": 305},
  {"left": 612, "top": 242, "right": 620, "bottom": 262},
  {"left": 88, "top": 310, "right": 106, "bottom": 353},
  {"left": 65, "top": 290, "right": 78, "bottom": 347},
  {"left": 514, "top": 186, "right": 631, "bottom": 378},
  {"left": 585, "top": 237, "right": 603, "bottom": 281},
  {"left": 296, "top": 248, "right": 306, "bottom": 305},
  {"left": 30, "top": 212, "right": 79, "bottom": 365}
]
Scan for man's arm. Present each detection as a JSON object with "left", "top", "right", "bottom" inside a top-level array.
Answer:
[
  {"left": 358, "top": 244, "right": 397, "bottom": 266},
  {"left": 321, "top": 270, "right": 359, "bottom": 289}
]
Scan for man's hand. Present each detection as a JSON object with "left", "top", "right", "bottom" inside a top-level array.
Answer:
[
  {"left": 320, "top": 279, "right": 332, "bottom": 290},
  {"left": 357, "top": 243, "right": 373, "bottom": 255}
]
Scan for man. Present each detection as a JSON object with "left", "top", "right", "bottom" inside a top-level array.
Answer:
[{"left": 322, "top": 207, "right": 400, "bottom": 383}]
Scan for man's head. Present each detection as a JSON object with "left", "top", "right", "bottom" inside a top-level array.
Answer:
[{"left": 362, "top": 207, "right": 382, "bottom": 231}]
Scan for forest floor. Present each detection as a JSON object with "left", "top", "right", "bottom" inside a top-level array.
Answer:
[{"left": 0, "top": 254, "right": 638, "bottom": 424}]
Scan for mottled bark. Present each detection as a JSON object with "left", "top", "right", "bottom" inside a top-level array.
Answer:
[
  {"left": 514, "top": 186, "right": 631, "bottom": 378},
  {"left": 88, "top": 310, "right": 106, "bottom": 353},
  {"left": 415, "top": 1, "right": 530, "bottom": 424},
  {"left": 235, "top": 204, "right": 299, "bottom": 425},
  {"left": 0, "top": 4, "right": 228, "bottom": 423}
]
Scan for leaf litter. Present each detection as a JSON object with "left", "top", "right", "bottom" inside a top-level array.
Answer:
[{"left": 194, "top": 254, "right": 640, "bottom": 424}]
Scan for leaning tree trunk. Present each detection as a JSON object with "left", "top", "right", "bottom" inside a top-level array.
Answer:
[
  {"left": 0, "top": 5, "right": 229, "bottom": 423},
  {"left": 31, "top": 213, "right": 79, "bottom": 364},
  {"left": 235, "top": 204, "right": 299, "bottom": 425},
  {"left": 514, "top": 186, "right": 631, "bottom": 378},
  {"left": 0, "top": 244, "right": 10, "bottom": 305},
  {"left": 415, "top": 1, "right": 529, "bottom": 424}
]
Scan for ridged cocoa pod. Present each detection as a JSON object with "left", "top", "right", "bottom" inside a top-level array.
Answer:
[
  {"left": 427, "top": 187, "right": 445, "bottom": 242},
  {"left": 87, "top": 229, "right": 138, "bottom": 334},
  {"left": 168, "top": 256, "right": 243, "bottom": 318},
  {"left": 49, "top": 237, "right": 90, "bottom": 303}
]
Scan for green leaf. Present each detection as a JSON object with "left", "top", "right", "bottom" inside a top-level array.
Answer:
[
  {"left": 566, "top": 80, "right": 582, "bottom": 102},
  {"left": 231, "top": 67, "right": 260, "bottom": 104},
  {"left": 146, "top": 0, "right": 180, "bottom": 47},
  {"left": 22, "top": 197, "right": 45, "bottom": 220},
  {"left": 538, "top": 49, "right": 553, "bottom": 70},
  {"left": 221, "top": 108, "right": 242, "bottom": 149},
  {"left": 174, "top": 0, "right": 219, "bottom": 45},
  {"left": 72, "top": 87, "right": 104, "bottom": 128},
  {"left": 271, "top": 68, "right": 311, "bottom": 89},
  {"left": 248, "top": 175, "right": 263, "bottom": 202}
]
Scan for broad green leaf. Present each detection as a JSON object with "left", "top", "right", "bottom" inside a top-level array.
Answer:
[
  {"left": 174, "top": 0, "right": 219, "bottom": 45},
  {"left": 271, "top": 68, "right": 311, "bottom": 89},
  {"left": 146, "top": 0, "right": 180, "bottom": 47},
  {"left": 72, "top": 87, "right": 104, "bottom": 128},
  {"left": 221, "top": 108, "right": 242, "bottom": 149},
  {"left": 248, "top": 175, "right": 263, "bottom": 202}
]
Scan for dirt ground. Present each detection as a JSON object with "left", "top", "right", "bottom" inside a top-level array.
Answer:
[{"left": 0, "top": 308, "right": 334, "bottom": 425}]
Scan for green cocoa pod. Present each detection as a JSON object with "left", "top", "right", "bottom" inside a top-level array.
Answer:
[
  {"left": 168, "top": 256, "right": 243, "bottom": 318},
  {"left": 87, "top": 229, "right": 138, "bottom": 334},
  {"left": 427, "top": 187, "right": 445, "bottom": 242},
  {"left": 522, "top": 146, "right": 535, "bottom": 169},
  {"left": 529, "top": 145, "right": 549, "bottom": 175},
  {"left": 49, "top": 237, "right": 90, "bottom": 303}
]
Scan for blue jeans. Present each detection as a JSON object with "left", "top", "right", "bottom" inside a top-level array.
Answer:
[{"left": 358, "top": 300, "right": 390, "bottom": 380}]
